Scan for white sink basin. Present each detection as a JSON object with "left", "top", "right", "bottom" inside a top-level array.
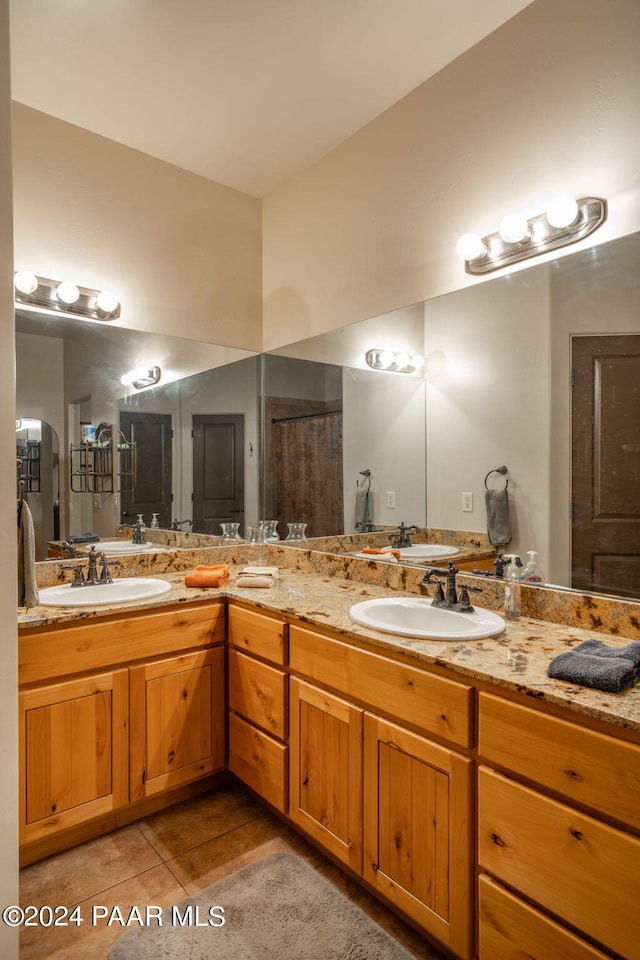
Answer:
[
  {"left": 382, "top": 544, "right": 460, "bottom": 560},
  {"left": 90, "top": 540, "right": 159, "bottom": 554},
  {"left": 349, "top": 596, "right": 506, "bottom": 640},
  {"left": 38, "top": 578, "right": 172, "bottom": 607}
]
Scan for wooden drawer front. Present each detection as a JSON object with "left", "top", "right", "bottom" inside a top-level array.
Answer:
[
  {"left": 228, "top": 648, "right": 288, "bottom": 739},
  {"left": 478, "top": 766, "right": 640, "bottom": 960},
  {"left": 289, "top": 626, "right": 472, "bottom": 747},
  {"left": 479, "top": 691, "right": 640, "bottom": 831},
  {"left": 479, "top": 874, "right": 612, "bottom": 960},
  {"left": 228, "top": 605, "right": 288, "bottom": 665},
  {"left": 20, "top": 602, "right": 225, "bottom": 685},
  {"left": 228, "top": 713, "right": 288, "bottom": 813}
]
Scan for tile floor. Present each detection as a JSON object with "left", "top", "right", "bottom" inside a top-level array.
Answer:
[{"left": 19, "top": 782, "right": 449, "bottom": 959}]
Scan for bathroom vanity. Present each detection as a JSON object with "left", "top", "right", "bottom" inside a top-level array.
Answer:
[{"left": 17, "top": 545, "right": 640, "bottom": 960}]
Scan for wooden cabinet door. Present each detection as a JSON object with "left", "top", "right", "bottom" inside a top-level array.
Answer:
[
  {"left": 363, "top": 714, "right": 473, "bottom": 960},
  {"left": 130, "top": 647, "right": 225, "bottom": 801},
  {"left": 19, "top": 670, "right": 129, "bottom": 845},
  {"left": 289, "top": 677, "right": 363, "bottom": 872}
]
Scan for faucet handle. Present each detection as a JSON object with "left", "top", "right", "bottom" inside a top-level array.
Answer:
[
  {"left": 458, "top": 583, "right": 482, "bottom": 611},
  {"left": 62, "top": 563, "right": 86, "bottom": 585}
]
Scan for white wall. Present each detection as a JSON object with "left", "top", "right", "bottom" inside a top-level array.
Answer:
[
  {"left": 343, "top": 367, "right": 426, "bottom": 532},
  {"left": 424, "top": 267, "right": 552, "bottom": 569},
  {"left": 263, "top": 0, "right": 640, "bottom": 351},
  {"left": 12, "top": 103, "right": 263, "bottom": 350},
  {"left": 0, "top": 0, "right": 18, "bottom": 953}
]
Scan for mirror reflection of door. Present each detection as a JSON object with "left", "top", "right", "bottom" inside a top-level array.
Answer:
[
  {"left": 192, "top": 414, "right": 245, "bottom": 535},
  {"left": 572, "top": 335, "right": 640, "bottom": 597},
  {"left": 119, "top": 411, "right": 173, "bottom": 528},
  {"left": 16, "top": 417, "right": 59, "bottom": 560}
]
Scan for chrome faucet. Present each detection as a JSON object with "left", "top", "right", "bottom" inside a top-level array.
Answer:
[
  {"left": 122, "top": 517, "right": 147, "bottom": 544},
  {"left": 421, "top": 560, "right": 482, "bottom": 613},
  {"left": 389, "top": 522, "right": 420, "bottom": 549}
]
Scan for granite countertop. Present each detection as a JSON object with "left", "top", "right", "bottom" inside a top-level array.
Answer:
[{"left": 18, "top": 558, "right": 640, "bottom": 736}]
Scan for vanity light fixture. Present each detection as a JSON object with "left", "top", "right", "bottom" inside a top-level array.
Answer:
[
  {"left": 365, "top": 348, "right": 424, "bottom": 374},
  {"left": 120, "top": 366, "right": 162, "bottom": 390},
  {"left": 457, "top": 196, "right": 607, "bottom": 275},
  {"left": 13, "top": 272, "right": 121, "bottom": 320}
]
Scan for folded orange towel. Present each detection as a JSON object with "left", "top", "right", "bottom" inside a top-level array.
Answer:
[
  {"left": 184, "top": 564, "right": 229, "bottom": 587},
  {"left": 361, "top": 547, "right": 401, "bottom": 560}
]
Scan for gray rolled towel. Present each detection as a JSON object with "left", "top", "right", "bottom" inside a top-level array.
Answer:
[
  {"left": 485, "top": 487, "right": 512, "bottom": 547},
  {"left": 548, "top": 639, "right": 640, "bottom": 693}
]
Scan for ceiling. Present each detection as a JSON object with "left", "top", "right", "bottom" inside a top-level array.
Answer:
[{"left": 9, "top": 0, "right": 532, "bottom": 198}]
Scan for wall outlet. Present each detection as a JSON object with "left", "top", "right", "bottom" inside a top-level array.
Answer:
[
  {"left": 93, "top": 494, "right": 102, "bottom": 509},
  {"left": 462, "top": 491, "right": 473, "bottom": 512},
  {"left": 386, "top": 490, "right": 396, "bottom": 509}
]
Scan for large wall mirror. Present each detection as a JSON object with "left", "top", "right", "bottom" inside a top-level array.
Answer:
[{"left": 15, "top": 229, "right": 640, "bottom": 602}]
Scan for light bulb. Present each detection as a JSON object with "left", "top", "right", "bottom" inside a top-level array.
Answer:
[
  {"left": 499, "top": 213, "right": 530, "bottom": 244},
  {"left": 395, "top": 352, "right": 410, "bottom": 369},
  {"left": 57, "top": 281, "right": 80, "bottom": 305},
  {"left": 14, "top": 270, "right": 39, "bottom": 295},
  {"left": 456, "top": 233, "right": 486, "bottom": 261},
  {"left": 378, "top": 350, "right": 394, "bottom": 369},
  {"left": 546, "top": 196, "right": 579, "bottom": 229},
  {"left": 120, "top": 368, "right": 145, "bottom": 387},
  {"left": 412, "top": 354, "right": 425, "bottom": 369},
  {"left": 95, "top": 289, "right": 119, "bottom": 314}
]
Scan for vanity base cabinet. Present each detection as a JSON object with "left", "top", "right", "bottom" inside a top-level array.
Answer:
[
  {"left": 19, "top": 669, "right": 129, "bottom": 846},
  {"left": 478, "top": 766, "right": 640, "bottom": 960},
  {"left": 129, "top": 647, "right": 225, "bottom": 802},
  {"left": 363, "top": 713, "right": 473, "bottom": 960},
  {"left": 289, "top": 677, "right": 363, "bottom": 872}
]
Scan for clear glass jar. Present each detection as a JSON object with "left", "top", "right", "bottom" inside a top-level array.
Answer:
[
  {"left": 220, "top": 522, "right": 243, "bottom": 543},
  {"left": 285, "top": 522, "right": 308, "bottom": 541},
  {"left": 262, "top": 520, "right": 280, "bottom": 541},
  {"left": 246, "top": 522, "right": 267, "bottom": 544}
]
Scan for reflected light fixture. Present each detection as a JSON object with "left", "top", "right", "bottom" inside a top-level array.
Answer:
[
  {"left": 457, "top": 196, "right": 607, "bottom": 275},
  {"left": 120, "top": 366, "right": 162, "bottom": 390},
  {"left": 14, "top": 272, "right": 121, "bottom": 320},
  {"left": 365, "top": 348, "right": 424, "bottom": 374}
]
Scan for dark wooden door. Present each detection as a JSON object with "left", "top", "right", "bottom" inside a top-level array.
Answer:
[
  {"left": 192, "top": 414, "right": 244, "bottom": 535},
  {"left": 119, "top": 412, "right": 173, "bottom": 528},
  {"left": 572, "top": 335, "right": 640, "bottom": 597}
]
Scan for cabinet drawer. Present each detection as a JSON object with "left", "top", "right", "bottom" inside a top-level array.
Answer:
[
  {"left": 479, "top": 691, "right": 640, "bottom": 831},
  {"left": 289, "top": 626, "right": 472, "bottom": 747},
  {"left": 228, "top": 606, "right": 288, "bottom": 665},
  {"left": 478, "top": 766, "right": 640, "bottom": 960},
  {"left": 20, "top": 602, "right": 225, "bottom": 685},
  {"left": 228, "top": 713, "right": 288, "bottom": 814},
  {"left": 228, "top": 648, "right": 288, "bottom": 739},
  {"left": 479, "top": 874, "right": 612, "bottom": 960}
]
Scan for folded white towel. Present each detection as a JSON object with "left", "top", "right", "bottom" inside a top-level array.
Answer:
[
  {"left": 240, "top": 566, "right": 279, "bottom": 578},
  {"left": 236, "top": 575, "right": 274, "bottom": 588}
]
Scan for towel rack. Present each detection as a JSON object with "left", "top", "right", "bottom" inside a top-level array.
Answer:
[
  {"left": 484, "top": 465, "right": 509, "bottom": 490},
  {"left": 358, "top": 469, "right": 371, "bottom": 491}
]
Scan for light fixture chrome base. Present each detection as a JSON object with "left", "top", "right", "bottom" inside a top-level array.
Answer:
[
  {"left": 14, "top": 275, "right": 121, "bottom": 320},
  {"left": 464, "top": 197, "right": 607, "bottom": 275},
  {"left": 131, "top": 366, "right": 161, "bottom": 390}
]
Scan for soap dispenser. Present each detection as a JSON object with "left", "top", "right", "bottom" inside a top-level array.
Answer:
[
  {"left": 150, "top": 513, "right": 160, "bottom": 529},
  {"left": 504, "top": 555, "right": 521, "bottom": 622},
  {"left": 521, "top": 550, "right": 545, "bottom": 585}
]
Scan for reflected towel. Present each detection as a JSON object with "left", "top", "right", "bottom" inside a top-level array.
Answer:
[
  {"left": 184, "top": 564, "right": 229, "bottom": 587},
  {"left": 18, "top": 500, "right": 39, "bottom": 609},
  {"left": 354, "top": 480, "right": 372, "bottom": 532},
  {"left": 485, "top": 487, "right": 512, "bottom": 547},
  {"left": 548, "top": 639, "right": 640, "bottom": 693},
  {"left": 361, "top": 547, "right": 401, "bottom": 561}
]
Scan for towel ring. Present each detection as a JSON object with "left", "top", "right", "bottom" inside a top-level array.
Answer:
[{"left": 484, "top": 465, "right": 509, "bottom": 490}]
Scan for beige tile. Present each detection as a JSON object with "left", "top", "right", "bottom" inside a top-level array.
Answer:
[
  {"left": 20, "top": 824, "right": 162, "bottom": 909},
  {"left": 167, "top": 813, "right": 297, "bottom": 894},
  {"left": 19, "top": 863, "right": 186, "bottom": 960},
  {"left": 138, "top": 783, "right": 263, "bottom": 860}
]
